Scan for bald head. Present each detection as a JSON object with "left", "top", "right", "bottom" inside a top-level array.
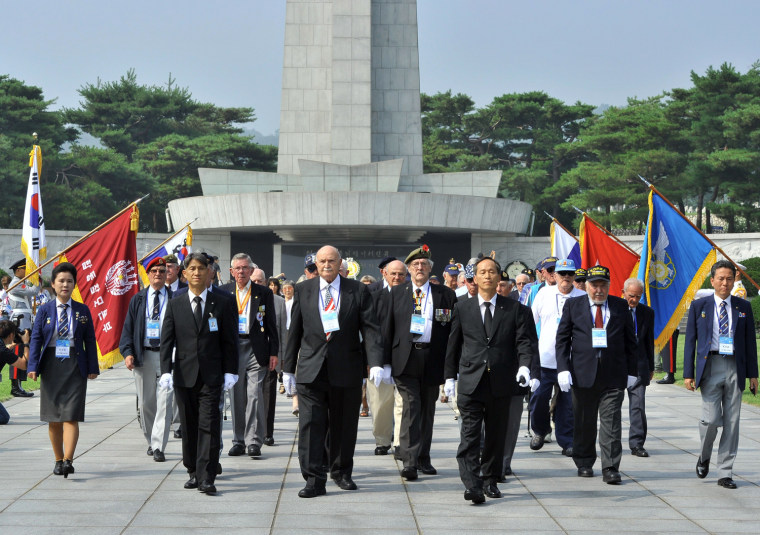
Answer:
[
  {"left": 251, "top": 268, "right": 266, "bottom": 286},
  {"left": 316, "top": 245, "right": 341, "bottom": 283},
  {"left": 384, "top": 260, "right": 407, "bottom": 287}
]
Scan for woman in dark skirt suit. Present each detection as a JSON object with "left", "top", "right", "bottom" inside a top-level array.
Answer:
[{"left": 27, "top": 262, "right": 99, "bottom": 477}]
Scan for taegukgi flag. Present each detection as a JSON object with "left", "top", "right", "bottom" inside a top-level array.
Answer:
[
  {"left": 21, "top": 145, "right": 46, "bottom": 285},
  {"left": 550, "top": 220, "right": 581, "bottom": 267},
  {"left": 138, "top": 225, "right": 193, "bottom": 286}
]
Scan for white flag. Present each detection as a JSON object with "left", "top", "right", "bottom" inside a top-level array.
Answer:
[{"left": 20, "top": 145, "right": 46, "bottom": 285}]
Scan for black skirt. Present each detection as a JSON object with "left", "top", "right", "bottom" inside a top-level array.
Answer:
[{"left": 39, "top": 347, "right": 87, "bottom": 422}]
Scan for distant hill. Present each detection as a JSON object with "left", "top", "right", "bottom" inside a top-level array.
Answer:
[{"left": 243, "top": 127, "right": 279, "bottom": 147}]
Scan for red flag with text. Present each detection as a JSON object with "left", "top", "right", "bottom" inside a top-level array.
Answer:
[
  {"left": 579, "top": 214, "right": 639, "bottom": 296},
  {"left": 60, "top": 207, "right": 139, "bottom": 369}
]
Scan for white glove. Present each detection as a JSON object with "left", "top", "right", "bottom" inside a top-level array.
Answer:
[
  {"left": 529, "top": 378, "right": 540, "bottom": 392},
  {"left": 158, "top": 373, "right": 173, "bottom": 392},
  {"left": 381, "top": 364, "right": 394, "bottom": 385},
  {"left": 516, "top": 366, "right": 531, "bottom": 386},
  {"left": 627, "top": 375, "right": 638, "bottom": 389},
  {"left": 283, "top": 372, "right": 296, "bottom": 395},
  {"left": 444, "top": 378, "right": 456, "bottom": 399},
  {"left": 558, "top": 371, "right": 572, "bottom": 392},
  {"left": 369, "top": 366, "right": 384, "bottom": 387},
  {"left": 223, "top": 373, "right": 239, "bottom": 392}
]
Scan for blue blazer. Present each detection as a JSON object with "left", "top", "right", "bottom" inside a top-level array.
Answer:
[
  {"left": 28, "top": 300, "right": 99, "bottom": 379},
  {"left": 683, "top": 295, "right": 758, "bottom": 389}
]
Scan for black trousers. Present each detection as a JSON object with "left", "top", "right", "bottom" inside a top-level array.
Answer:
[
  {"left": 571, "top": 378, "right": 624, "bottom": 471},
  {"left": 394, "top": 373, "right": 438, "bottom": 469},
  {"left": 659, "top": 329, "right": 679, "bottom": 374},
  {"left": 174, "top": 376, "right": 222, "bottom": 483},
  {"left": 262, "top": 369, "right": 278, "bottom": 437},
  {"left": 456, "top": 372, "right": 510, "bottom": 490}
]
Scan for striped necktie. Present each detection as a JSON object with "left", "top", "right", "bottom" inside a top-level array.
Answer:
[
  {"left": 58, "top": 304, "right": 69, "bottom": 339},
  {"left": 719, "top": 301, "right": 728, "bottom": 336}
]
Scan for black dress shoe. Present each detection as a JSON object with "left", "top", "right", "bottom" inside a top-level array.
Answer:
[
  {"left": 184, "top": 476, "right": 198, "bottom": 489},
  {"left": 696, "top": 457, "right": 709, "bottom": 479},
  {"left": 577, "top": 467, "right": 594, "bottom": 478},
  {"left": 53, "top": 460, "right": 63, "bottom": 476},
  {"left": 147, "top": 446, "right": 154, "bottom": 456},
  {"left": 153, "top": 449, "right": 165, "bottom": 462},
  {"left": 530, "top": 434, "right": 545, "bottom": 451},
  {"left": 11, "top": 387, "right": 33, "bottom": 397},
  {"left": 298, "top": 484, "right": 326, "bottom": 498},
  {"left": 418, "top": 463, "right": 437, "bottom": 475},
  {"left": 198, "top": 480, "right": 217, "bottom": 494},
  {"left": 374, "top": 445, "right": 390, "bottom": 455},
  {"left": 248, "top": 444, "right": 262, "bottom": 458},
  {"left": 464, "top": 487, "right": 485, "bottom": 504},
  {"left": 562, "top": 447, "right": 574, "bottom": 457},
  {"left": 393, "top": 446, "right": 402, "bottom": 460},
  {"left": 717, "top": 477, "right": 737, "bottom": 489},
  {"left": 263, "top": 436, "right": 275, "bottom": 446},
  {"left": 631, "top": 447, "right": 649, "bottom": 457},
  {"left": 228, "top": 444, "right": 246, "bottom": 456},
  {"left": 485, "top": 483, "right": 502, "bottom": 498},
  {"left": 62, "top": 459, "right": 74, "bottom": 479},
  {"left": 174, "top": 428, "right": 182, "bottom": 439},
  {"left": 602, "top": 468, "right": 621, "bottom": 484},
  {"left": 401, "top": 467, "right": 418, "bottom": 481},
  {"left": 336, "top": 475, "right": 357, "bottom": 490},
  {"left": 656, "top": 374, "right": 675, "bottom": 384}
]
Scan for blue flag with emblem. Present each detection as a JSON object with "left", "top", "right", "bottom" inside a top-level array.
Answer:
[{"left": 637, "top": 189, "right": 716, "bottom": 352}]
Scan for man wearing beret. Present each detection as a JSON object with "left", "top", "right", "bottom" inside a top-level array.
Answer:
[
  {"left": 163, "top": 254, "right": 187, "bottom": 293},
  {"left": 119, "top": 256, "right": 174, "bottom": 461},
  {"left": 367, "top": 256, "right": 396, "bottom": 293}
]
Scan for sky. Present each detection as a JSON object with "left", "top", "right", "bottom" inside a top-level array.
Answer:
[{"left": 3, "top": 0, "right": 759, "bottom": 138}]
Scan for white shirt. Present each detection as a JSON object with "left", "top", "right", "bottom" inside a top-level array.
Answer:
[
  {"left": 236, "top": 281, "right": 252, "bottom": 318},
  {"left": 711, "top": 294, "right": 733, "bottom": 351},
  {"left": 144, "top": 286, "right": 168, "bottom": 346},
  {"left": 188, "top": 288, "right": 208, "bottom": 317},
  {"left": 587, "top": 297, "right": 610, "bottom": 328},
  {"left": 455, "top": 286, "right": 468, "bottom": 298},
  {"left": 319, "top": 276, "right": 341, "bottom": 313},
  {"left": 285, "top": 299, "right": 294, "bottom": 329},
  {"left": 532, "top": 285, "right": 585, "bottom": 368},
  {"left": 411, "top": 281, "right": 433, "bottom": 343},
  {"left": 49, "top": 297, "right": 74, "bottom": 349},
  {"left": 478, "top": 293, "right": 498, "bottom": 324}
]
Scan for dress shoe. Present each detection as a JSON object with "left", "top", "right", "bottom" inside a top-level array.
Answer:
[
  {"left": 146, "top": 446, "right": 154, "bottom": 456},
  {"left": 577, "top": 467, "right": 594, "bottom": 478},
  {"left": 184, "top": 476, "right": 198, "bottom": 489},
  {"left": 335, "top": 475, "right": 357, "bottom": 490},
  {"left": 62, "top": 459, "right": 75, "bottom": 479},
  {"left": 485, "top": 483, "right": 502, "bottom": 498},
  {"left": 374, "top": 445, "right": 390, "bottom": 455},
  {"left": 401, "top": 467, "right": 418, "bottom": 481},
  {"left": 264, "top": 436, "right": 275, "bottom": 446},
  {"left": 153, "top": 449, "right": 165, "bottom": 462},
  {"left": 717, "top": 477, "right": 737, "bottom": 489},
  {"left": 53, "top": 460, "right": 63, "bottom": 476},
  {"left": 631, "top": 447, "right": 649, "bottom": 457},
  {"left": 248, "top": 444, "right": 262, "bottom": 458},
  {"left": 228, "top": 444, "right": 246, "bottom": 456},
  {"left": 198, "top": 480, "right": 217, "bottom": 495},
  {"left": 418, "top": 463, "right": 437, "bottom": 475},
  {"left": 11, "top": 387, "right": 33, "bottom": 397},
  {"left": 173, "top": 428, "right": 182, "bottom": 439},
  {"left": 464, "top": 487, "right": 485, "bottom": 504},
  {"left": 529, "top": 434, "right": 545, "bottom": 451},
  {"left": 562, "top": 447, "right": 574, "bottom": 457},
  {"left": 298, "top": 484, "right": 326, "bottom": 498},
  {"left": 656, "top": 373, "right": 675, "bottom": 384},
  {"left": 696, "top": 457, "right": 709, "bottom": 479},
  {"left": 602, "top": 468, "right": 621, "bottom": 484}
]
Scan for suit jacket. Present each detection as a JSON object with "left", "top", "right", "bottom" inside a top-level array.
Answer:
[
  {"left": 160, "top": 290, "right": 239, "bottom": 388},
  {"left": 119, "top": 286, "right": 173, "bottom": 367},
  {"left": 28, "top": 300, "right": 99, "bottom": 379},
  {"left": 383, "top": 281, "right": 457, "bottom": 385},
  {"left": 444, "top": 294, "right": 537, "bottom": 397},
  {"left": 273, "top": 294, "right": 287, "bottom": 362},
  {"left": 219, "top": 282, "right": 279, "bottom": 366},
  {"left": 631, "top": 303, "right": 655, "bottom": 386},
  {"left": 683, "top": 295, "right": 758, "bottom": 389},
  {"left": 283, "top": 276, "right": 383, "bottom": 388},
  {"left": 367, "top": 279, "right": 385, "bottom": 293},
  {"left": 555, "top": 295, "right": 638, "bottom": 389}
]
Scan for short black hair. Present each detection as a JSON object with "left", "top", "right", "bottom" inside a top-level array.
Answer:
[
  {"left": 474, "top": 256, "right": 502, "bottom": 274},
  {"left": 711, "top": 260, "right": 736, "bottom": 278},
  {"left": 0, "top": 319, "right": 16, "bottom": 340},
  {"left": 52, "top": 262, "right": 77, "bottom": 285},
  {"left": 184, "top": 252, "right": 210, "bottom": 269}
]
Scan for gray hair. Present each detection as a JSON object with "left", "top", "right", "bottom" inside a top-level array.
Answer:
[
  {"left": 623, "top": 278, "right": 645, "bottom": 293},
  {"left": 282, "top": 279, "right": 296, "bottom": 288},
  {"left": 360, "top": 275, "right": 377, "bottom": 283},
  {"left": 230, "top": 253, "right": 255, "bottom": 268}
]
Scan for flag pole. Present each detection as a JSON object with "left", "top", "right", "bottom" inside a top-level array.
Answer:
[
  {"left": 637, "top": 176, "right": 760, "bottom": 292},
  {"left": 139, "top": 217, "right": 198, "bottom": 263},
  {"left": 543, "top": 211, "right": 579, "bottom": 243},
  {"left": 7, "top": 194, "right": 149, "bottom": 292},
  {"left": 572, "top": 206, "right": 639, "bottom": 257}
]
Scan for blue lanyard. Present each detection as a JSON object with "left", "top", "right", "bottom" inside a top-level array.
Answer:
[
  {"left": 146, "top": 289, "right": 167, "bottom": 319},
  {"left": 589, "top": 302, "right": 608, "bottom": 328},
  {"left": 319, "top": 283, "right": 341, "bottom": 311}
]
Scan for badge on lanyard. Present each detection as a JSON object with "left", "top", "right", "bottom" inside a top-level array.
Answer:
[
  {"left": 591, "top": 328, "right": 607, "bottom": 348},
  {"left": 146, "top": 320, "right": 160, "bottom": 340},
  {"left": 238, "top": 316, "right": 248, "bottom": 334},
  {"left": 321, "top": 310, "right": 340, "bottom": 333},
  {"left": 208, "top": 317, "right": 219, "bottom": 332},
  {"left": 410, "top": 314, "right": 426, "bottom": 334},
  {"left": 56, "top": 339, "right": 71, "bottom": 358},
  {"left": 719, "top": 336, "right": 734, "bottom": 355}
]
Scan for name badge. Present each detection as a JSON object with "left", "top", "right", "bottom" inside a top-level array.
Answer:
[
  {"left": 208, "top": 317, "right": 219, "bottom": 332},
  {"left": 719, "top": 335, "right": 734, "bottom": 355},
  {"left": 239, "top": 316, "right": 248, "bottom": 334},
  {"left": 410, "top": 314, "right": 426, "bottom": 335},
  {"left": 321, "top": 310, "right": 340, "bottom": 333},
  {"left": 591, "top": 328, "right": 607, "bottom": 348},
  {"left": 56, "top": 339, "right": 71, "bottom": 358},
  {"left": 556, "top": 316, "right": 562, "bottom": 325},
  {"left": 146, "top": 320, "right": 160, "bottom": 340}
]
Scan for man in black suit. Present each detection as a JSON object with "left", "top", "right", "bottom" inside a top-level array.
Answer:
[
  {"left": 556, "top": 265, "right": 638, "bottom": 485},
  {"left": 622, "top": 278, "right": 655, "bottom": 458},
  {"left": 383, "top": 246, "right": 457, "bottom": 480},
  {"left": 282, "top": 245, "right": 386, "bottom": 497},
  {"left": 366, "top": 256, "right": 396, "bottom": 293},
  {"left": 444, "top": 257, "right": 537, "bottom": 503},
  {"left": 159, "top": 253, "right": 239, "bottom": 495},
  {"left": 220, "top": 255, "right": 278, "bottom": 459}
]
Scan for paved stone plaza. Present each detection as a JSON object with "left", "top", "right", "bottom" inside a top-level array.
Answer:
[{"left": 2, "top": 364, "right": 760, "bottom": 534}]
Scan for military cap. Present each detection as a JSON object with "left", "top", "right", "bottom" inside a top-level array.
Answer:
[
  {"left": 10, "top": 259, "right": 26, "bottom": 271},
  {"left": 574, "top": 268, "right": 587, "bottom": 281},
  {"left": 464, "top": 263, "right": 475, "bottom": 280},
  {"left": 539, "top": 256, "right": 558, "bottom": 271},
  {"left": 522, "top": 268, "right": 535, "bottom": 278},
  {"left": 444, "top": 258, "right": 460, "bottom": 276},
  {"left": 304, "top": 253, "right": 317, "bottom": 268},
  {"left": 586, "top": 265, "right": 610, "bottom": 282},
  {"left": 377, "top": 256, "right": 396, "bottom": 270},
  {"left": 163, "top": 254, "right": 180, "bottom": 265},
  {"left": 145, "top": 256, "right": 166, "bottom": 272},
  {"left": 555, "top": 259, "right": 576, "bottom": 273},
  {"left": 404, "top": 244, "right": 431, "bottom": 264}
]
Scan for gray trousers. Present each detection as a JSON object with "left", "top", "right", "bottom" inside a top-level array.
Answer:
[
  {"left": 627, "top": 382, "right": 647, "bottom": 450},
  {"left": 229, "top": 339, "right": 268, "bottom": 447},
  {"left": 366, "top": 380, "right": 395, "bottom": 447},
  {"left": 572, "top": 385, "right": 624, "bottom": 471},
  {"left": 133, "top": 349, "right": 173, "bottom": 452},
  {"left": 699, "top": 355, "right": 742, "bottom": 479},
  {"left": 502, "top": 395, "right": 525, "bottom": 472}
]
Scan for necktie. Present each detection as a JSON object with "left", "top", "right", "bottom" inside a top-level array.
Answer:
[
  {"left": 58, "top": 304, "right": 69, "bottom": 339},
  {"left": 324, "top": 285, "right": 335, "bottom": 341},
  {"left": 630, "top": 308, "right": 637, "bottom": 337},
  {"left": 193, "top": 296, "right": 202, "bottom": 330},
  {"left": 719, "top": 301, "right": 728, "bottom": 336},
  {"left": 150, "top": 292, "right": 161, "bottom": 347},
  {"left": 595, "top": 304, "right": 603, "bottom": 328},
  {"left": 484, "top": 301, "right": 493, "bottom": 338}
]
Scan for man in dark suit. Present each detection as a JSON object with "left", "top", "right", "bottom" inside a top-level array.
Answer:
[
  {"left": 159, "top": 252, "right": 239, "bottom": 495},
  {"left": 684, "top": 260, "right": 758, "bottom": 489},
  {"left": 383, "top": 245, "right": 457, "bottom": 480},
  {"left": 444, "top": 257, "right": 537, "bottom": 503},
  {"left": 219, "top": 256, "right": 278, "bottom": 458},
  {"left": 556, "top": 265, "right": 638, "bottom": 484},
  {"left": 366, "top": 256, "right": 396, "bottom": 293},
  {"left": 622, "top": 278, "right": 655, "bottom": 458},
  {"left": 282, "top": 245, "right": 385, "bottom": 498}
]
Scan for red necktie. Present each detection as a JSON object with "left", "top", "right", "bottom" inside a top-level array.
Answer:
[{"left": 594, "top": 305, "right": 603, "bottom": 328}]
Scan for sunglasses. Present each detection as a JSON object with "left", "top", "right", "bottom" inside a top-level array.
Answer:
[{"left": 149, "top": 269, "right": 166, "bottom": 274}]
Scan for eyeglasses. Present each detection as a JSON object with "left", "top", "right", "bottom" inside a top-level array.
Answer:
[
  {"left": 556, "top": 272, "right": 574, "bottom": 278},
  {"left": 409, "top": 261, "right": 429, "bottom": 269},
  {"left": 149, "top": 269, "right": 166, "bottom": 274},
  {"left": 515, "top": 282, "right": 527, "bottom": 286},
  {"left": 232, "top": 266, "right": 252, "bottom": 272}
]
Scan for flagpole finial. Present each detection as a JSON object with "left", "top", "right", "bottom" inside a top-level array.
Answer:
[
  {"left": 32, "top": 132, "right": 38, "bottom": 141},
  {"left": 543, "top": 211, "right": 554, "bottom": 220},
  {"left": 638, "top": 174, "right": 653, "bottom": 188},
  {"left": 572, "top": 206, "right": 584, "bottom": 215}
]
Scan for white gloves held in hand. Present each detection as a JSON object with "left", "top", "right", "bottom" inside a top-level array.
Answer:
[
  {"left": 558, "top": 371, "right": 572, "bottom": 392},
  {"left": 283, "top": 372, "right": 296, "bottom": 395},
  {"left": 529, "top": 378, "right": 540, "bottom": 392},
  {"left": 223, "top": 373, "right": 239, "bottom": 392},
  {"left": 158, "top": 373, "right": 173, "bottom": 392},
  {"left": 444, "top": 378, "right": 456, "bottom": 399},
  {"left": 516, "top": 366, "right": 531, "bottom": 386},
  {"left": 627, "top": 375, "right": 638, "bottom": 389}
]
